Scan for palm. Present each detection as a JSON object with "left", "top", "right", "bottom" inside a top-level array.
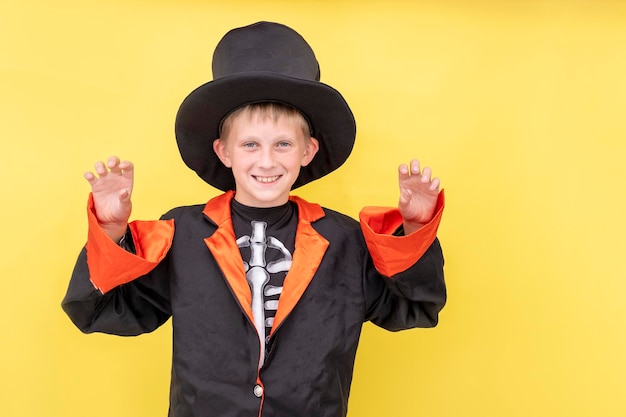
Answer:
[
  {"left": 397, "top": 160, "right": 440, "bottom": 225},
  {"left": 85, "top": 157, "right": 134, "bottom": 227}
]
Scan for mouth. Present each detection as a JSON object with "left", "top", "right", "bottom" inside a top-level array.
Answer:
[{"left": 253, "top": 175, "right": 281, "bottom": 183}]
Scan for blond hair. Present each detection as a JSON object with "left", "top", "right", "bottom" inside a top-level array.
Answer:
[{"left": 219, "top": 102, "right": 311, "bottom": 139}]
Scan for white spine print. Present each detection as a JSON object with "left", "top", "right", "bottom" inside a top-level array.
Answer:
[{"left": 237, "top": 221, "right": 292, "bottom": 367}]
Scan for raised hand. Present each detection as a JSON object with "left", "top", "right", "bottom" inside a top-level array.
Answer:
[
  {"left": 84, "top": 156, "right": 134, "bottom": 242},
  {"left": 398, "top": 159, "right": 440, "bottom": 235}
]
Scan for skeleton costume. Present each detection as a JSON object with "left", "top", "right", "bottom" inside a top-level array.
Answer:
[
  {"left": 231, "top": 198, "right": 297, "bottom": 365},
  {"left": 62, "top": 22, "right": 447, "bottom": 417}
]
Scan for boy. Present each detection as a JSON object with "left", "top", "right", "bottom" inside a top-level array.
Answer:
[{"left": 62, "top": 22, "right": 446, "bottom": 417}]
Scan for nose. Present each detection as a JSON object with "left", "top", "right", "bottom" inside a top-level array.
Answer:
[{"left": 257, "top": 147, "right": 276, "bottom": 169}]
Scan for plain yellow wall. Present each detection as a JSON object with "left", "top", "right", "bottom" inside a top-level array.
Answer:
[{"left": 2, "top": 0, "right": 625, "bottom": 416}]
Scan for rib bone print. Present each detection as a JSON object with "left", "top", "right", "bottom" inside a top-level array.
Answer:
[{"left": 237, "top": 221, "right": 292, "bottom": 366}]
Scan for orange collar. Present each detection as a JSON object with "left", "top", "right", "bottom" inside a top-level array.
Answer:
[
  {"left": 202, "top": 190, "right": 326, "bottom": 226},
  {"left": 202, "top": 191, "right": 329, "bottom": 337}
]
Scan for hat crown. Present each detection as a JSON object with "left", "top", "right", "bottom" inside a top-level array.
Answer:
[{"left": 212, "top": 22, "right": 320, "bottom": 82}]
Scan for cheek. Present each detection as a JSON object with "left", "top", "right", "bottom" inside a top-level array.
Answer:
[
  {"left": 229, "top": 155, "right": 246, "bottom": 170},
  {"left": 289, "top": 154, "right": 308, "bottom": 169}
]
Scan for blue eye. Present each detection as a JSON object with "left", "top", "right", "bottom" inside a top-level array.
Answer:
[{"left": 277, "top": 141, "right": 291, "bottom": 147}]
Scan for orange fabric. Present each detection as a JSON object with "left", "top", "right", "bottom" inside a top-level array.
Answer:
[
  {"left": 203, "top": 191, "right": 254, "bottom": 323},
  {"left": 271, "top": 196, "right": 328, "bottom": 334},
  {"left": 85, "top": 194, "right": 174, "bottom": 293},
  {"left": 359, "top": 190, "right": 445, "bottom": 277},
  {"left": 202, "top": 192, "right": 329, "bottom": 334}
]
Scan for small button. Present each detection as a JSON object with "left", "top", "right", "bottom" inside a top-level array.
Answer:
[{"left": 253, "top": 384, "right": 263, "bottom": 398}]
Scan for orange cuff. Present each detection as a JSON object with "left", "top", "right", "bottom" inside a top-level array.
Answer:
[
  {"left": 85, "top": 194, "right": 174, "bottom": 293},
  {"left": 359, "top": 190, "right": 445, "bottom": 277}
]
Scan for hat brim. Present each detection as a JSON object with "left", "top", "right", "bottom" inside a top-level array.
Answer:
[{"left": 175, "top": 72, "right": 356, "bottom": 191}]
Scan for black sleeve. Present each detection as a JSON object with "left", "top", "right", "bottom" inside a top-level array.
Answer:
[
  {"left": 61, "top": 244, "right": 172, "bottom": 337},
  {"left": 364, "top": 238, "right": 446, "bottom": 330}
]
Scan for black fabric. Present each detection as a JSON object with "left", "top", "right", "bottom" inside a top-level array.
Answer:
[
  {"left": 118, "top": 227, "right": 136, "bottom": 253},
  {"left": 62, "top": 201, "right": 446, "bottom": 417},
  {"left": 231, "top": 199, "right": 297, "bottom": 344},
  {"left": 212, "top": 22, "right": 320, "bottom": 81}
]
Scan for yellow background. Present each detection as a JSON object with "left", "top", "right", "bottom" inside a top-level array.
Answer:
[{"left": 2, "top": 0, "right": 625, "bottom": 416}]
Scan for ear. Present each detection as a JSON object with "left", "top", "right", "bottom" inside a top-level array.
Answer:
[
  {"left": 301, "top": 137, "right": 320, "bottom": 167},
  {"left": 213, "top": 138, "right": 232, "bottom": 168}
]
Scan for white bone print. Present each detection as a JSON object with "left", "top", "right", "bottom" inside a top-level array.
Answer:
[{"left": 236, "top": 220, "right": 292, "bottom": 366}]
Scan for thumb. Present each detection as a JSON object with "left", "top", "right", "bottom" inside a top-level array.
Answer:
[
  {"left": 399, "top": 188, "right": 412, "bottom": 204},
  {"left": 119, "top": 188, "right": 132, "bottom": 202}
]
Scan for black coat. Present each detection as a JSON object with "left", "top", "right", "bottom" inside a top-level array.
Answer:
[{"left": 62, "top": 191, "right": 446, "bottom": 417}]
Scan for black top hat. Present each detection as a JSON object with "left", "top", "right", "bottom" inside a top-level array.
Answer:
[{"left": 175, "top": 21, "right": 356, "bottom": 191}]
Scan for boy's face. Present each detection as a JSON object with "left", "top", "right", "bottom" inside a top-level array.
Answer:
[{"left": 213, "top": 111, "right": 319, "bottom": 207}]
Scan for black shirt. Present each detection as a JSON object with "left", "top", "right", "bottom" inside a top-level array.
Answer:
[{"left": 230, "top": 199, "right": 298, "bottom": 346}]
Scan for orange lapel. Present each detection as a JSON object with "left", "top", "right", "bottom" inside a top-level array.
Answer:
[
  {"left": 271, "top": 195, "right": 328, "bottom": 335},
  {"left": 202, "top": 192, "right": 329, "bottom": 334},
  {"left": 203, "top": 191, "right": 254, "bottom": 323}
]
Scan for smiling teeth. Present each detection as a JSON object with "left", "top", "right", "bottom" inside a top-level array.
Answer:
[{"left": 255, "top": 175, "right": 280, "bottom": 183}]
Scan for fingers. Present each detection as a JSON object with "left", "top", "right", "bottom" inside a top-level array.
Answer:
[
  {"left": 410, "top": 159, "right": 421, "bottom": 176},
  {"left": 83, "top": 170, "right": 97, "bottom": 185},
  {"left": 398, "top": 159, "right": 440, "bottom": 190},
  {"left": 106, "top": 156, "right": 122, "bottom": 173},
  {"left": 118, "top": 187, "right": 132, "bottom": 202},
  {"left": 429, "top": 176, "right": 441, "bottom": 191},
  {"left": 398, "top": 159, "right": 431, "bottom": 180},
  {"left": 83, "top": 156, "right": 134, "bottom": 185}
]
